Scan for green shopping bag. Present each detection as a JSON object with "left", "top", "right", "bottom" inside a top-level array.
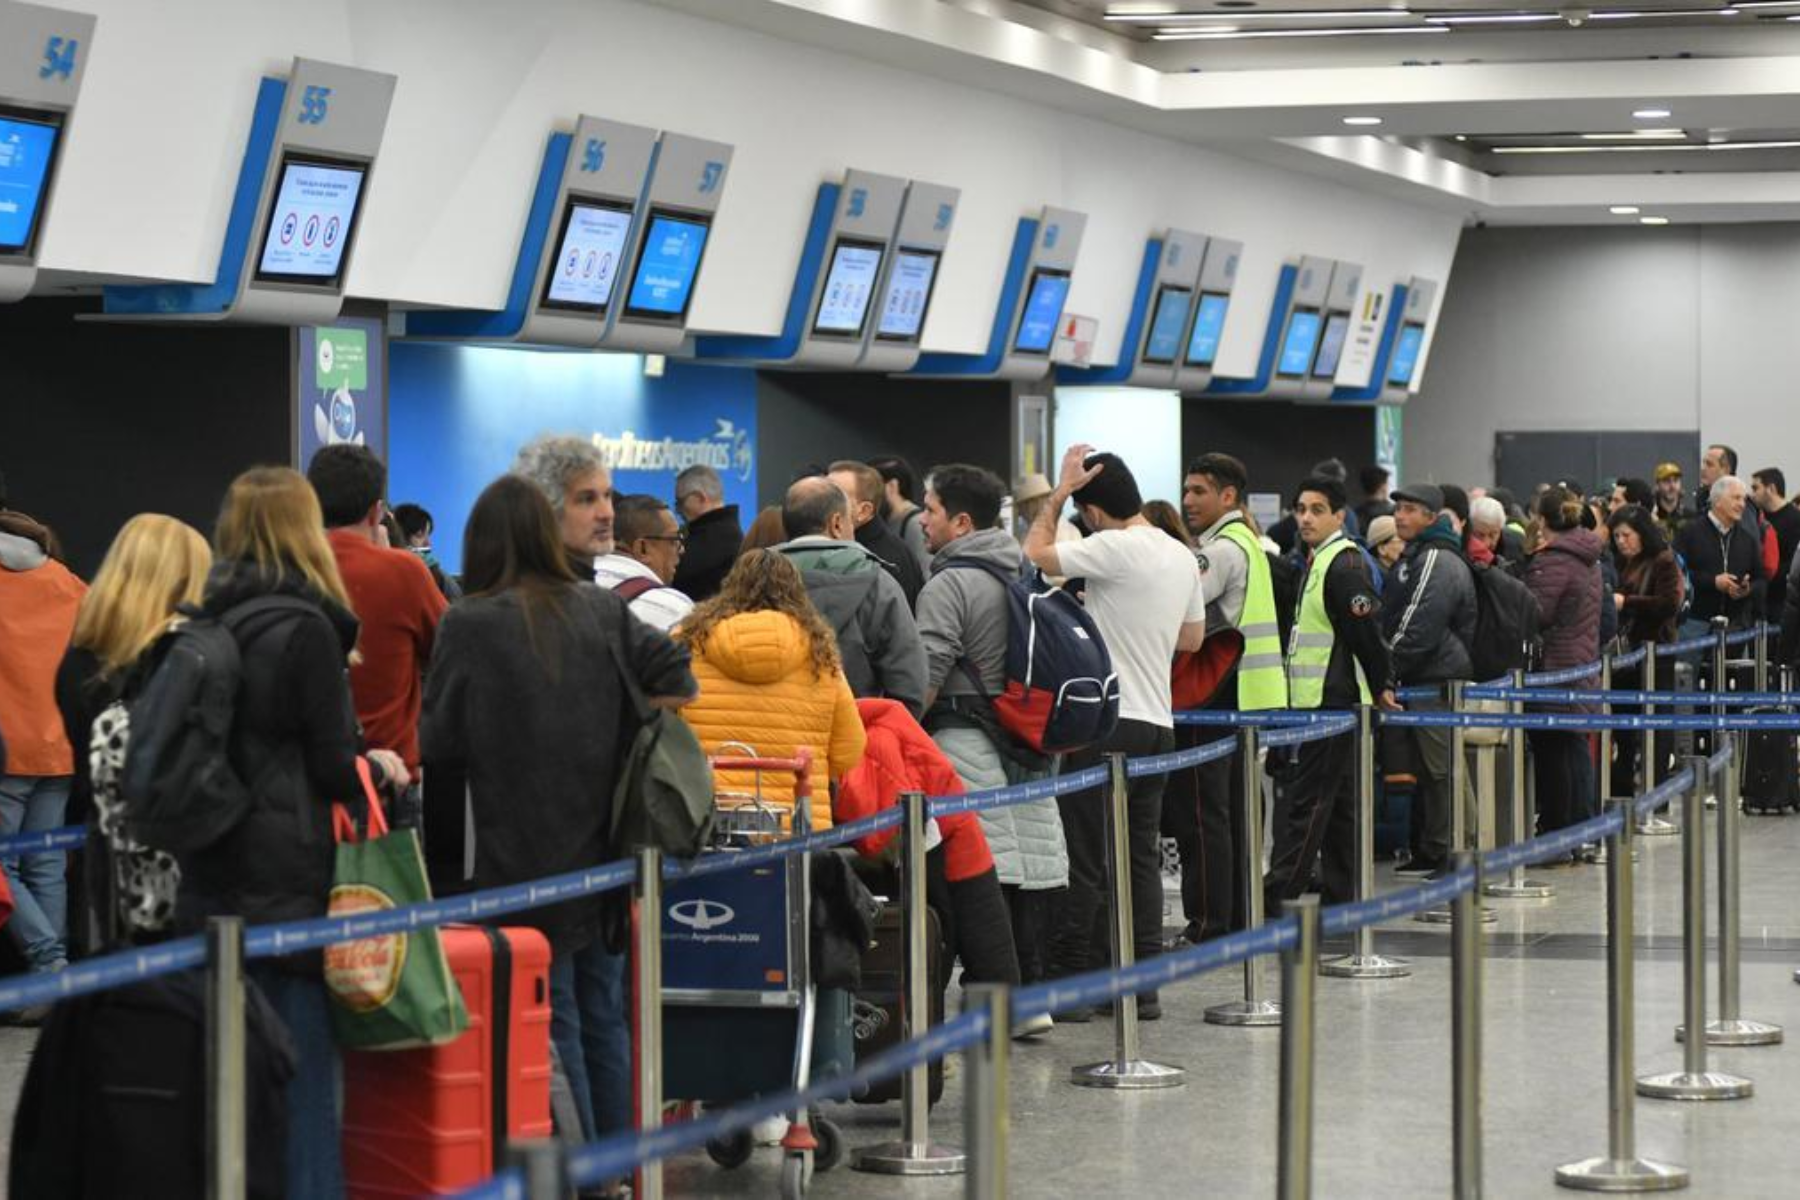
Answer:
[{"left": 324, "top": 759, "right": 468, "bottom": 1049}]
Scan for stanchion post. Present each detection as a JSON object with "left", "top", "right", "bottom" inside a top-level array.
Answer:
[
  {"left": 1452, "top": 851, "right": 1483, "bottom": 1200},
  {"left": 854, "top": 792, "right": 968, "bottom": 1173},
  {"left": 634, "top": 847, "right": 666, "bottom": 1200},
  {"left": 1755, "top": 622, "right": 1769, "bottom": 694},
  {"left": 1554, "top": 805, "right": 1689, "bottom": 1191},
  {"left": 1420, "top": 681, "right": 1494, "bottom": 925},
  {"left": 1639, "top": 641, "right": 1676, "bottom": 836},
  {"left": 1278, "top": 898, "right": 1319, "bottom": 1200},
  {"left": 1207, "top": 728, "right": 1283, "bottom": 1025},
  {"left": 1701, "top": 731, "right": 1783, "bottom": 1046},
  {"left": 1322, "top": 706, "right": 1410, "bottom": 978},
  {"left": 1709, "top": 617, "right": 1729, "bottom": 786},
  {"left": 1641, "top": 760, "right": 1751, "bottom": 1099},
  {"left": 205, "top": 915, "right": 247, "bottom": 1200},
  {"left": 1488, "top": 667, "right": 1553, "bottom": 899},
  {"left": 510, "top": 1140, "right": 567, "bottom": 1200},
  {"left": 1073, "top": 753, "right": 1185, "bottom": 1086},
  {"left": 964, "top": 984, "right": 1011, "bottom": 1200}
]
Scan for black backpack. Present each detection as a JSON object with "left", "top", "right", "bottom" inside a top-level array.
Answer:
[
  {"left": 116, "top": 597, "right": 315, "bottom": 855},
  {"left": 1467, "top": 561, "right": 1541, "bottom": 680}
]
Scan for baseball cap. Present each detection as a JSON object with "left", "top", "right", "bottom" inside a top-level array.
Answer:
[
  {"left": 1391, "top": 482, "right": 1445, "bottom": 513},
  {"left": 1654, "top": 462, "right": 1683, "bottom": 482}
]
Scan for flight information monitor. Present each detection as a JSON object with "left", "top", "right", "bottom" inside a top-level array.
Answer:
[
  {"left": 1184, "top": 292, "right": 1230, "bottom": 367},
  {"left": 1277, "top": 308, "right": 1323, "bottom": 377},
  {"left": 254, "top": 155, "right": 369, "bottom": 286},
  {"left": 624, "top": 209, "right": 711, "bottom": 321},
  {"left": 1141, "top": 286, "right": 1192, "bottom": 365},
  {"left": 1388, "top": 322, "right": 1426, "bottom": 387},
  {"left": 540, "top": 199, "right": 634, "bottom": 314},
  {"left": 875, "top": 247, "right": 940, "bottom": 342},
  {"left": 811, "top": 237, "right": 885, "bottom": 338},
  {"left": 1013, "top": 268, "right": 1071, "bottom": 355},
  {"left": 1311, "top": 311, "right": 1350, "bottom": 380},
  {"left": 0, "top": 110, "right": 61, "bottom": 256}
]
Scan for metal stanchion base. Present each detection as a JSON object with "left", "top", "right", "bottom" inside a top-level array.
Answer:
[
  {"left": 1637, "top": 817, "right": 1679, "bottom": 837},
  {"left": 1069, "top": 1058, "right": 1187, "bottom": 1089},
  {"left": 1588, "top": 842, "right": 1640, "bottom": 866},
  {"left": 1680, "top": 1018, "right": 1784, "bottom": 1047},
  {"left": 1555, "top": 1156, "right": 1690, "bottom": 1192},
  {"left": 1319, "top": 952, "right": 1411, "bottom": 979},
  {"left": 851, "top": 1143, "right": 968, "bottom": 1176},
  {"left": 1635, "top": 1070, "right": 1753, "bottom": 1101},
  {"left": 1484, "top": 878, "right": 1555, "bottom": 899},
  {"left": 1415, "top": 905, "right": 1499, "bottom": 926},
  {"left": 1793, "top": 968, "right": 1800, "bottom": 986},
  {"left": 1204, "top": 998, "right": 1282, "bottom": 1026}
]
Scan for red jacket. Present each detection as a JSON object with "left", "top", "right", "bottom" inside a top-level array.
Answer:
[{"left": 836, "top": 699, "right": 995, "bottom": 883}]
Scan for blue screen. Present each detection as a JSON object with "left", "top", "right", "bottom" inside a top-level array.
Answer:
[
  {"left": 256, "top": 158, "right": 366, "bottom": 281},
  {"left": 626, "top": 212, "right": 711, "bottom": 318},
  {"left": 1278, "top": 309, "right": 1323, "bottom": 377},
  {"left": 1185, "top": 293, "right": 1229, "bottom": 366},
  {"left": 1388, "top": 322, "right": 1426, "bottom": 387},
  {"left": 0, "top": 114, "right": 60, "bottom": 254},
  {"left": 1312, "top": 312, "right": 1350, "bottom": 379},
  {"left": 1142, "top": 287, "right": 1192, "bottom": 364},
  {"left": 1013, "top": 271, "right": 1070, "bottom": 354}
]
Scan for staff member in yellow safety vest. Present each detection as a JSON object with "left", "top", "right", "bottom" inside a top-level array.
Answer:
[
  {"left": 1172, "top": 453, "right": 1287, "bottom": 944},
  {"left": 1264, "top": 475, "right": 1400, "bottom": 915}
]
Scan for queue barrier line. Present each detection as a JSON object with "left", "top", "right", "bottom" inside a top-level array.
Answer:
[
  {"left": 1261, "top": 714, "right": 1359, "bottom": 749},
  {"left": 1633, "top": 767, "right": 1698, "bottom": 818},
  {"left": 1522, "top": 663, "right": 1603, "bottom": 687},
  {"left": 1465, "top": 687, "right": 1794, "bottom": 707},
  {"left": 1478, "top": 811, "right": 1623, "bottom": 880},
  {"left": 1724, "top": 627, "right": 1762, "bottom": 647},
  {"left": 933, "top": 764, "right": 1110, "bottom": 816},
  {"left": 0, "top": 934, "right": 207, "bottom": 1013},
  {"left": 1125, "top": 736, "right": 1239, "bottom": 779},
  {"left": 660, "top": 809, "right": 903, "bottom": 882},
  {"left": 0, "top": 825, "right": 92, "bottom": 857},
  {"left": 1381, "top": 710, "right": 1800, "bottom": 732},
  {"left": 1174, "top": 709, "right": 1351, "bottom": 727},
  {"left": 1319, "top": 864, "right": 1479, "bottom": 936},
  {"left": 1611, "top": 646, "right": 1649, "bottom": 670}
]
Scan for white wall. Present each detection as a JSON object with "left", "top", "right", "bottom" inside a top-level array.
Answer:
[
  {"left": 1054, "top": 387, "right": 1182, "bottom": 507},
  {"left": 1407, "top": 223, "right": 1800, "bottom": 488},
  {"left": 38, "top": 0, "right": 1461, "bottom": 368}
]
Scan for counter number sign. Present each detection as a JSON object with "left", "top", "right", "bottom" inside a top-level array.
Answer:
[
  {"left": 582, "top": 138, "right": 605, "bottom": 173},
  {"left": 298, "top": 85, "right": 333, "bottom": 125},
  {"left": 40, "top": 36, "right": 78, "bottom": 80},
  {"left": 699, "top": 160, "right": 723, "bottom": 195}
]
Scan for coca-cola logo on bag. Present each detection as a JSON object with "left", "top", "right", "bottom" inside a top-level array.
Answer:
[{"left": 324, "top": 883, "right": 408, "bottom": 1012}]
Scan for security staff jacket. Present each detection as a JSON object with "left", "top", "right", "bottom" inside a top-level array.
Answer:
[{"left": 1289, "top": 530, "right": 1392, "bottom": 710}]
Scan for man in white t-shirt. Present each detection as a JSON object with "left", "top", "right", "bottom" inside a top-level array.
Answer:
[{"left": 1025, "top": 444, "right": 1206, "bottom": 1020}]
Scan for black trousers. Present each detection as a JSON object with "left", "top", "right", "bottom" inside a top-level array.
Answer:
[
  {"left": 1048, "top": 720, "right": 1174, "bottom": 978},
  {"left": 1529, "top": 729, "right": 1596, "bottom": 833},
  {"left": 1162, "top": 725, "right": 1242, "bottom": 939},
  {"left": 1000, "top": 883, "right": 1058, "bottom": 985},
  {"left": 925, "top": 852, "right": 1021, "bottom": 989},
  {"left": 1264, "top": 732, "right": 1357, "bottom": 913}
]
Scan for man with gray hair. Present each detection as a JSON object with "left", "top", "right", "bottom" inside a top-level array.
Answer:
[
  {"left": 672, "top": 464, "right": 742, "bottom": 602},
  {"left": 511, "top": 433, "right": 614, "bottom": 581},
  {"left": 1674, "top": 474, "right": 1764, "bottom": 628},
  {"left": 773, "top": 475, "right": 927, "bottom": 715},
  {"left": 1467, "top": 495, "right": 1509, "bottom": 567}
]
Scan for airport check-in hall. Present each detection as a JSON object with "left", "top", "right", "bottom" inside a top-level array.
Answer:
[{"left": 6, "top": 2, "right": 1800, "bottom": 1198}]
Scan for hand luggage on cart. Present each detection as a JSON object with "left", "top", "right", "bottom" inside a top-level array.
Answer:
[
  {"left": 660, "top": 746, "right": 852, "bottom": 1198},
  {"left": 342, "top": 925, "right": 554, "bottom": 1197},
  {"left": 1742, "top": 669, "right": 1800, "bottom": 815},
  {"left": 851, "top": 901, "right": 946, "bottom": 1105}
]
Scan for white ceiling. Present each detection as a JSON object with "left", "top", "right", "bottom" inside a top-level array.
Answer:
[{"left": 653, "top": 0, "right": 1800, "bottom": 225}]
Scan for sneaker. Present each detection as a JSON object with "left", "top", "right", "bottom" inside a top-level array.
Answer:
[
  {"left": 1012, "top": 1012, "right": 1054, "bottom": 1040},
  {"left": 1055, "top": 1003, "right": 1096, "bottom": 1024},
  {"left": 752, "top": 1116, "right": 787, "bottom": 1146},
  {"left": 1138, "top": 993, "right": 1163, "bottom": 1022},
  {"left": 1164, "top": 920, "right": 1204, "bottom": 952},
  {"left": 1396, "top": 857, "right": 1444, "bottom": 878}
]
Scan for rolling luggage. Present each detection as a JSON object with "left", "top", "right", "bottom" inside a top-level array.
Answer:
[
  {"left": 1741, "top": 713, "right": 1800, "bottom": 815},
  {"left": 853, "top": 902, "right": 945, "bottom": 1105},
  {"left": 342, "top": 925, "right": 554, "bottom": 1197}
]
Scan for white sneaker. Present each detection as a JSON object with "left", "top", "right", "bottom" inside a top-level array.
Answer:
[
  {"left": 752, "top": 1116, "right": 788, "bottom": 1145},
  {"left": 1012, "top": 1012, "right": 1055, "bottom": 1040}
]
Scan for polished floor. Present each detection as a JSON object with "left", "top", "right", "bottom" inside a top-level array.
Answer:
[{"left": 3, "top": 808, "right": 1799, "bottom": 1198}]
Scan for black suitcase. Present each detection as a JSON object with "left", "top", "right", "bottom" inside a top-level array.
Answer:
[
  {"left": 1741, "top": 712, "right": 1800, "bottom": 814},
  {"left": 853, "top": 903, "right": 945, "bottom": 1105}
]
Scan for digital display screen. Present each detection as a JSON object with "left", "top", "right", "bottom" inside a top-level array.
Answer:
[
  {"left": 1185, "top": 292, "right": 1230, "bottom": 366},
  {"left": 624, "top": 210, "right": 711, "bottom": 320},
  {"left": 1141, "top": 286, "right": 1192, "bottom": 365},
  {"left": 876, "top": 248, "right": 940, "bottom": 342},
  {"left": 255, "top": 155, "right": 368, "bottom": 285},
  {"left": 811, "top": 238, "right": 885, "bottom": 337},
  {"left": 541, "top": 199, "right": 633, "bottom": 313},
  {"left": 1311, "top": 311, "right": 1350, "bottom": 380},
  {"left": 1013, "top": 269, "right": 1071, "bottom": 355},
  {"left": 1388, "top": 321, "right": 1426, "bottom": 387},
  {"left": 1277, "top": 308, "right": 1324, "bottom": 377},
  {"left": 0, "top": 111, "right": 61, "bottom": 256}
]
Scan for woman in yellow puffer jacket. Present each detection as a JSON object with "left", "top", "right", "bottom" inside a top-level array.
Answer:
[{"left": 674, "top": 550, "right": 865, "bottom": 830}]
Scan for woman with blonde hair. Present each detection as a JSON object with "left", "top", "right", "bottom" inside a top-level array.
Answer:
[
  {"left": 195, "top": 465, "right": 407, "bottom": 1199},
  {"left": 54, "top": 514, "right": 211, "bottom": 953},
  {"left": 676, "top": 549, "right": 865, "bottom": 829}
]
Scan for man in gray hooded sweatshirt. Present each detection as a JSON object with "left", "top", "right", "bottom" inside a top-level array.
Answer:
[{"left": 772, "top": 476, "right": 927, "bottom": 717}]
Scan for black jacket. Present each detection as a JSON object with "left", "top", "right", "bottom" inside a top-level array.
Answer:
[
  {"left": 672, "top": 503, "right": 743, "bottom": 603},
  {"left": 1673, "top": 512, "right": 1764, "bottom": 628},
  {"left": 178, "top": 561, "right": 367, "bottom": 934},
  {"left": 855, "top": 518, "right": 925, "bottom": 609},
  {"left": 1381, "top": 519, "right": 1476, "bottom": 684},
  {"left": 1764, "top": 503, "right": 1800, "bottom": 618},
  {"left": 421, "top": 583, "right": 695, "bottom": 952},
  {"left": 1315, "top": 537, "right": 1392, "bottom": 706}
]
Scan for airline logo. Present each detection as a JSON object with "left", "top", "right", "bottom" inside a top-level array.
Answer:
[{"left": 670, "top": 899, "right": 735, "bottom": 931}]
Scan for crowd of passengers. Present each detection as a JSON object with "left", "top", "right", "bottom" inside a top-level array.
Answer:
[{"left": 2, "top": 436, "right": 1799, "bottom": 1197}]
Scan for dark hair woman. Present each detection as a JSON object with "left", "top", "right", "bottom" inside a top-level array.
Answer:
[
  {"left": 422, "top": 475, "right": 695, "bottom": 1145},
  {"left": 1606, "top": 503, "right": 1685, "bottom": 794},
  {"left": 1525, "top": 486, "right": 1605, "bottom": 847}
]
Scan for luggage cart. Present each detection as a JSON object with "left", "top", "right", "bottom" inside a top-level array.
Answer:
[{"left": 661, "top": 745, "right": 850, "bottom": 1199}]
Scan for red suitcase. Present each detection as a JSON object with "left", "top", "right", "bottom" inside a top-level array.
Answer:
[{"left": 342, "top": 924, "right": 555, "bottom": 1197}]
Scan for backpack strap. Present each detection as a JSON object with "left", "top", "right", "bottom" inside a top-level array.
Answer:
[
  {"left": 937, "top": 557, "right": 1022, "bottom": 697},
  {"left": 612, "top": 576, "right": 666, "bottom": 604}
]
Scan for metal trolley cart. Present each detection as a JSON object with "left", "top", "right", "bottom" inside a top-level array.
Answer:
[{"left": 661, "top": 746, "right": 851, "bottom": 1198}]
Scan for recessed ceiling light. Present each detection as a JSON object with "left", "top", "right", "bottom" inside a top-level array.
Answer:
[
  {"left": 1492, "top": 139, "right": 1800, "bottom": 154},
  {"left": 1343, "top": 116, "right": 1383, "bottom": 126},
  {"left": 1581, "top": 129, "right": 1685, "bottom": 140},
  {"left": 1427, "top": 12, "right": 1560, "bottom": 22},
  {"left": 1454, "top": 134, "right": 1469, "bottom": 142},
  {"left": 1610, "top": 206, "right": 1641, "bottom": 215},
  {"left": 1153, "top": 24, "right": 1448, "bottom": 38},
  {"left": 1633, "top": 107, "right": 1673, "bottom": 119},
  {"left": 1640, "top": 216, "right": 1671, "bottom": 226}
]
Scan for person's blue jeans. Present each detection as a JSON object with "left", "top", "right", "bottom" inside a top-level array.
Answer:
[
  {"left": 0, "top": 774, "right": 70, "bottom": 970},
  {"left": 549, "top": 938, "right": 632, "bottom": 1140},
  {"left": 248, "top": 966, "right": 343, "bottom": 1200}
]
